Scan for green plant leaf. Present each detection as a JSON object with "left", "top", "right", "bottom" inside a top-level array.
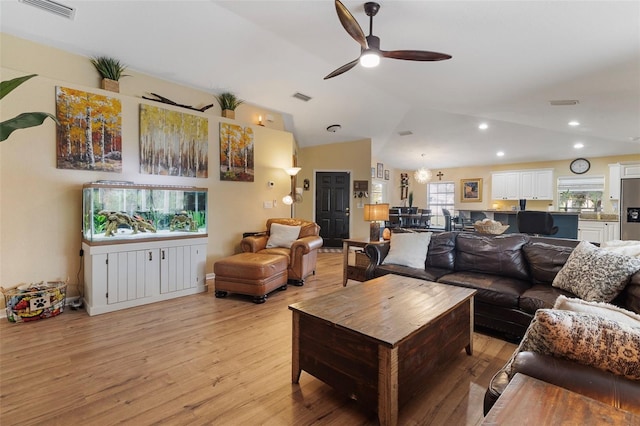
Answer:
[
  {"left": 1, "top": 112, "right": 59, "bottom": 142},
  {"left": 0, "top": 74, "right": 37, "bottom": 100}
]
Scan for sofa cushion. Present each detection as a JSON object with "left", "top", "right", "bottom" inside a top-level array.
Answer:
[
  {"left": 437, "top": 271, "right": 531, "bottom": 308},
  {"left": 266, "top": 223, "right": 301, "bottom": 248},
  {"left": 507, "top": 309, "right": 640, "bottom": 381},
  {"left": 523, "top": 242, "right": 574, "bottom": 284},
  {"left": 426, "top": 231, "right": 457, "bottom": 270},
  {"left": 519, "top": 284, "right": 574, "bottom": 314},
  {"left": 552, "top": 241, "right": 640, "bottom": 302},
  {"left": 553, "top": 295, "right": 640, "bottom": 326},
  {"left": 455, "top": 233, "right": 530, "bottom": 281},
  {"left": 382, "top": 232, "right": 432, "bottom": 269}
]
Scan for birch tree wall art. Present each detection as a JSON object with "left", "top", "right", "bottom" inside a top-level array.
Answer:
[
  {"left": 219, "top": 123, "right": 254, "bottom": 182},
  {"left": 139, "top": 104, "right": 208, "bottom": 177},
  {"left": 56, "top": 87, "right": 122, "bottom": 172}
]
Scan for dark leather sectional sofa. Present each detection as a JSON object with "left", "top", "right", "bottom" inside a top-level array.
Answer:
[
  {"left": 364, "top": 230, "right": 640, "bottom": 415},
  {"left": 364, "top": 231, "right": 640, "bottom": 339}
]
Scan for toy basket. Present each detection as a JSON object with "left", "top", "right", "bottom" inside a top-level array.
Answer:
[
  {"left": 2, "top": 281, "right": 67, "bottom": 323},
  {"left": 474, "top": 221, "right": 510, "bottom": 235}
]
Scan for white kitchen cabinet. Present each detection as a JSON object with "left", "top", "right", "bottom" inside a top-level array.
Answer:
[
  {"left": 578, "top": 221, "right": 604, "bottom": 244},
  {"left": 577, "top": 221, "right": 619, "bottom": 244},
  {"left": 520, "top": 169, "right": 553, "bottom": 200},
  {"left": 491, "top": 172, "right": 520, "bottom": 200},
  {"left": 609, "top": 164, "right": 621, "bottom": 200},
  {"left": 603, "top": 221, "right": 620, "bottom": 242},
  {"left": 83, "top": 238, "right": 208, "bottom": 316},
  {"left": 492, "top": 169, "right": 552, "bottom": 200},
  {"left": 609, "top": 162, "right": 640, "bottom": 200}
]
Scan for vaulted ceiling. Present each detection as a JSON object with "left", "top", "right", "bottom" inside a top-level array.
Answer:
[{"left": 2, "top": 0, "right": 639, "bottom": 170}]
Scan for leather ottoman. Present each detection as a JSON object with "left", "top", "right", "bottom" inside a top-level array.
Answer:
[{"left": 214, "top": 253, "right": 288, "bottom": 303}]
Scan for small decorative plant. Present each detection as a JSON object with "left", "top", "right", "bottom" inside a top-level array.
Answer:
[
  {"left": 90, "top": 56, "right": 129, "bottom": 81},
  {"left": 1, "top": 74, "right": 59, "bottom": 142},
  {"left": 90, "top": 56, "right": 129, "bottom": 92},
  {"left": 214, "top": 92, "right": 244, "bottom": 119},
  {"left": 408, "top": 191, "right": 414, "bottom": 208}
]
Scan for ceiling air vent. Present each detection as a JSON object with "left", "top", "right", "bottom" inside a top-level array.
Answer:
[
  {"left": 549, "top": 99, "right": 579, "bottom": 106},
  {"left": 19, "top": 0, "right": 75, "bottom": 19},
  {"left": 398, "top": 130, "right": 413, "bottom": 136},
  {"left": 292, "top": 92, "right": 312, "bottom": 102}
]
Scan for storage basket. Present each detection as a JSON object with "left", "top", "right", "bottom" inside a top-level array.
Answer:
[
  {"left": 473, "top": 221, "right": 510, "bottom": 235},
  {"left": 2, "top": 281, "right": 67, "bottom": 323}
]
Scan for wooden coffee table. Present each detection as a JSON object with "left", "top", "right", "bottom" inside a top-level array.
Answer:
[
  {"left": 289, "top": 274, "right": 476, "bottom": 426},
  {"left": 483, "top": 373, "right": 640, "bottom": 425}
]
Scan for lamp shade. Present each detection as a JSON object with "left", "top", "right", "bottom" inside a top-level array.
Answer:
[
  {"left": 284, "top": 167, "right": 301, "bottom": 176},
  {"left": 364, "top": 203, "right": 389, "bottom": 222}
]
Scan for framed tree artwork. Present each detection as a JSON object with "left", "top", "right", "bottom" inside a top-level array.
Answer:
[
  {"left": 377, "top": 162, "right": 384, "bottom": 178},
  {"left": 461, "top": 178, "right": 483, "bottom": 202}
]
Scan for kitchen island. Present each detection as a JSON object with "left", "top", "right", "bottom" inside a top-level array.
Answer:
[{"left": 461, "top": 210, "right": 580, "bottom": 239}]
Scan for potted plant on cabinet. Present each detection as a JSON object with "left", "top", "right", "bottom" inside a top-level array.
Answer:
[
  {"left": 1, "top": 74, "right": 59, "bottom": 142},
  {"left": 90, "top": 56, "right": 129, "bottom": 93},
  {"left": 214, "top": 92, "right": 244, "bottom": 119}
]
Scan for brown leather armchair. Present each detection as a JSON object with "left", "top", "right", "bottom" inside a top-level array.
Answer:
[{"left": 240, "top": 218, "right": 323, "bottom": 285}]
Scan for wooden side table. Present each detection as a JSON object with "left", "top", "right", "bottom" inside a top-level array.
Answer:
[
  {"left": 483, "top": 373, "right": 640, "bottom": 425},
  {"left": 342, "top": 237, "right": 385, "bottom": 286}
]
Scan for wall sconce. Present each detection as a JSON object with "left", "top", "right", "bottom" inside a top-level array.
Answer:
[
  {"left": 364, "top": 203, "right": 389, "bottom": 241},
  {"left": 257, "top": 115, "right": 265, "bottom": 126}
]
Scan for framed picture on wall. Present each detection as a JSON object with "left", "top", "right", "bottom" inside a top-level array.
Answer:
[
  {"left": 377, "top": 162, "right": 384, "bottom": 178},
  {"left": 461, "top": 178, "right": 483, "bottom": 202},
  {"left": 384, "top": 170, "right": 389, "bottom": 180}
]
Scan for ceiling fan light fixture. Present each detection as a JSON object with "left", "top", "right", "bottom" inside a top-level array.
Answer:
[{"left": 360, "top": 50, "right": 380, "bottom": 68}]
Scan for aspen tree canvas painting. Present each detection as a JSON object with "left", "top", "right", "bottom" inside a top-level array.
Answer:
[
  {"left": 139, "top": 104, "right": 208, "bottom": 177},
  {"left": 219, "top": 123, "right": 254, "bottom": 182},
  {"left": 56, "top": 87, "right": 122, "bottom": 172}
]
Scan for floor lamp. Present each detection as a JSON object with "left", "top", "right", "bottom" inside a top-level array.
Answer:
[
  {"left": 364, "top": 203, "right": 389, "bottom": 241},
  {"left": 282, "top": 167, "right": 301, "bottom": 218}
]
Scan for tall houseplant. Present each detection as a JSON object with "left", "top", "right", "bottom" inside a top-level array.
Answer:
[
  {"left": 90, "top": 56, "right": 129, "bottom": 93},
  {"left": 214, "top": 92, "right": 244, "bottom": 119},
  {"left": 1, "top": 74, "right": 58, "bottom": 142}
]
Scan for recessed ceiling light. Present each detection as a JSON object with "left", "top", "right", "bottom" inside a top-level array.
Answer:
[
  {"left": 568, "top": 121, "right": 580, "bottom": 127},
  {"left": 478, "top": 123, "right": 489, "bottom": 130},
  {"left": 574, "top": 142, "right": 584, "bottom": 149},
  {"left": 496, "top": 151, "right": 505, "bottom": 157}
]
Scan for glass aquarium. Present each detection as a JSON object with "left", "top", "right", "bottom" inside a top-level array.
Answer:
[{"left": 82, "top": 182, "right": 207, "bottom": 243}]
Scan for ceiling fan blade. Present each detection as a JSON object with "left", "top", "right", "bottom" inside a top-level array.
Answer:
[
  {"left": 382, "top": 50, "right": 452, "bottom": 61},
  {"left": 335, "top": 0, "right": 368, "bottom": 50},
  {"left": 324, "top": 58, "right": 360, "bottom": 80}
]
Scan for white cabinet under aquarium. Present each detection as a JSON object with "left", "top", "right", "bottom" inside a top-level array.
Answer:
[{"left": 81, "top": 182, "right": 208, "bottom": 315}]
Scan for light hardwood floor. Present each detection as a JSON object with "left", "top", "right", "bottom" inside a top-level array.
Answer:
[{"left": 0, "top": 252, "right": 516, "bottom": 425}]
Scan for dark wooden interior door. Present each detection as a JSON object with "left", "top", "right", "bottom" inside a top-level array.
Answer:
[{"left": 315, "top": 172, "right": 350, "bottom": 247}]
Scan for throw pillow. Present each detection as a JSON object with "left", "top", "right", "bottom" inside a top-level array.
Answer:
[
  {"left": 552, "top": 241, "right": 640, "bottom": 302},
  {"left": 266, "top": 223, "right": 301, "bottom": 248},
  {"left": 505, "top": 309, "right": 640, "bottom": 381},
  {"left": 553, "top": 295, "right": 640, "bottom": 328},
  {"left": 382, "top": 232, "right": 432, "bottom": 269}
]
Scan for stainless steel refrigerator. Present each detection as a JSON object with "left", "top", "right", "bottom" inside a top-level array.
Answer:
[{"left": 620, "top": 178, "right": 640, "bottom": 240}]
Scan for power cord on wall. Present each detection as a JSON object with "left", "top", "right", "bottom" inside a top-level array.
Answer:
[{"left": 69, "top": 248, "right": 84, "bottom": 310}]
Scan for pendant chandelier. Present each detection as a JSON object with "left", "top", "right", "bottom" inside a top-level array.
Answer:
[{"left": 414, "top": 154, "right": 432, "bottom": 184}]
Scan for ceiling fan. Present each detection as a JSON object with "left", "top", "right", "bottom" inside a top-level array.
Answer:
[{"left": 325, "top": 0, "right": 452, "bottom": 80}]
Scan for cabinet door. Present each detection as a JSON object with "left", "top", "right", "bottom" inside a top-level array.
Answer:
[
  {"left": 520, "top": 171, "right": 535, "bottom": 199},
  {"left": 160, "top": 245, "right": 195, "bottom": 293},
  {"left": 577, "top": 221, "right": 604, "bottom": 244},
  {"left": 534, "top": 170, "right": 553, "bottom": 200},
  {"left": 107, "top": 249, "right": 158, "bottom": 304},
  {"left": 492, "top": 172, "right": 520, "bottom": 200},
  {"left": 609, "top": 164, "right": 621, "bottom": 200},
  {"left": 604, "top": 221, "right": 620, "bottom": 242},
  {"left": 191, "top": 244, "right": 207, "bottom": 288}
]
